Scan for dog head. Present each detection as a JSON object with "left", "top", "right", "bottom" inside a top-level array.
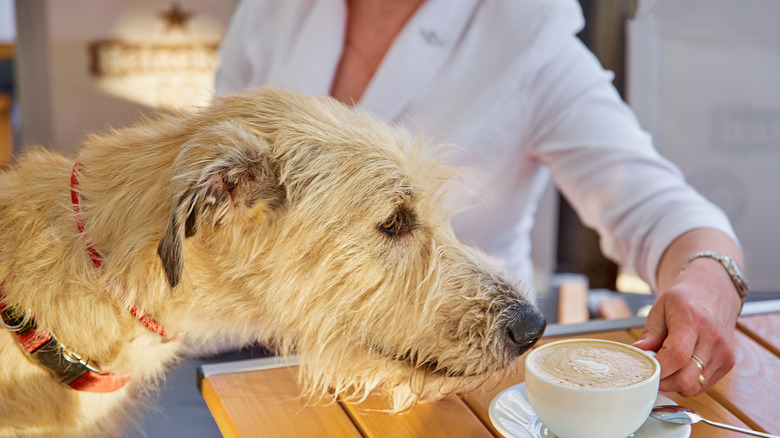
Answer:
[{"left": 156, "top": 88, "right": 546, "bottom": 411}]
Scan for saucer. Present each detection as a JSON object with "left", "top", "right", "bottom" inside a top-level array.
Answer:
[{"left": 488, "top": 383, "right": 691, "bottom": 438}]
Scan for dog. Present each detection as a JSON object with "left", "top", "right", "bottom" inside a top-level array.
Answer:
[{"left": 0, "top": 87, "right": 546, "bottom": 436}]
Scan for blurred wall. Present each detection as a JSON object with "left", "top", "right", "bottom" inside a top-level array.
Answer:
[
  {"left": 1, "top": 0, "right": 15, "bottom": 166},
  {"left": 15, "top": 0, "right": 239, "bottom": 154},
  {"left": 628, "top": 0, "right": 780, "bottom": 293}
]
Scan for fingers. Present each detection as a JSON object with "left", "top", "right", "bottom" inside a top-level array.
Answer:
[
  {"left": 660, "top": 347, "right": 735, "bottom": 396},
  {"left": 631, "top": 326, "right": 664, "bottom": 354},
  {"left": 687, "top": 334, "right": 736, "bottom": 396},
  {"left": 639, "top": 295, "right": 697, "bottom": 381},
  {"left": 631, "top": 299, "right": 667, "bottom": 356},
  {"left": 634, "top": 290, "right": 738, "bottom": 396},
  {"left": 704, "top": 353, "right": 735, "bottom": 392}
]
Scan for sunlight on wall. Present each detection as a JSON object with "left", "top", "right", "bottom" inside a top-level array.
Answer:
[{"left": 616, "top": 272, "right": 651, "bottom": 295}]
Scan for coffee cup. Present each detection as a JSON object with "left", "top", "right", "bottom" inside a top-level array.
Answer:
[{"left": 524, "top": 338, "right": 660, "bottom": 438}]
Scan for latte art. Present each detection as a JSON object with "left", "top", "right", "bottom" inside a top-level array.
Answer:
[{"left": 529, "top": 341, "right": 655, "bottom": 388}]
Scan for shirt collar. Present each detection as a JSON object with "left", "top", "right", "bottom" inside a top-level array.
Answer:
[{"left": 273, "top": 0, "right": 480, "bottom": 122}]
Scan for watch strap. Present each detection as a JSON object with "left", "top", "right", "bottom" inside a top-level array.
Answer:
[{"left": 683, "top": 251, "right": 749, "bottom": 310}]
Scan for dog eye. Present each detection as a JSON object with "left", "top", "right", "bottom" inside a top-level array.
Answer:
[
  {"left": 379, "top": 213, "right": 400, "bottom": 235},
  {"left": 378, "top": 205, "right": 417, "bottom": 237}
]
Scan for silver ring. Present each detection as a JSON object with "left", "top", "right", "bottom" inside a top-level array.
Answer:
[
  {"left": 60, "top": 344, "right": 105, "bottom": 374},
  {"left": 0, "top": 309, "right": 31, "bottom": 332},
  {"left": 60, "top": 345, "right": 83, "bottom": 364}
]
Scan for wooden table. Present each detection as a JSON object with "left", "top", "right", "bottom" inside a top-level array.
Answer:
[{"left": 198, "top": 300, "right": 780, "bottom": 437}]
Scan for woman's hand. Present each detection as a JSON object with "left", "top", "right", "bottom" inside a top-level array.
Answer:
[{"left": 632, "top": 228, "right": 744, "bottom": 396}]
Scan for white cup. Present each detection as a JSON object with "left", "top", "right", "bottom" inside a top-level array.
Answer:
[{"left": 525, "top": 338, "right": 660, "bottom": 438}]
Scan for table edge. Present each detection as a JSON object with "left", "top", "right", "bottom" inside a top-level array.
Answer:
[
  {"left": 194, "top": 299, "right": 780, "bottom": 393},
  {"left": 196, "top": 355, "right": 301, "bottom": 394}
]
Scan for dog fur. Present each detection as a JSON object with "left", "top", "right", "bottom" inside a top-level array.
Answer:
[{"left": 0, "top": 88, "right": 545, "bottom": 436}]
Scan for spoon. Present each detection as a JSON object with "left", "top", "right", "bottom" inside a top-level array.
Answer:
[{"left": 651, "top": 405, "right": 779, "bottom": 438}]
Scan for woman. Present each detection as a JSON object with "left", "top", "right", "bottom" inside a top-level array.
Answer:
[{"left": 215, "top": 0, "right": 746, "bottom": 397}]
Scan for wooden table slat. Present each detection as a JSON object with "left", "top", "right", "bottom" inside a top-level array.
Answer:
[
  {"left": 662, "top": 391, "right": 752, "bottom": 438},
  {"left": 201, "top": 378, "right": 243, "bottom": 438},
  {"left": 342, "top": 394, "right": 493, "bottom": 438},
  {"left": 707, "top": 329, "right": 780, "bottom": 434},
  {"left": 738, "top": 313, "right": 780, "bottom": 357},
  {"left": 203, "top": 366, "right": 362, "bottom": 437}
]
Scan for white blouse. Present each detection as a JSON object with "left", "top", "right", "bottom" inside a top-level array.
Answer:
[{"left": 215, "top": 0, "right": 736, "bottom": 291}]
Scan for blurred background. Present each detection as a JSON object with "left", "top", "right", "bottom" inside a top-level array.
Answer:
[{"left": 0, "top": 0, "right": 778, "bottom": 436}]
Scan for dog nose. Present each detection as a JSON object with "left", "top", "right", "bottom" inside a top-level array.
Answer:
[{"left": 506, "top": 303, "right": 546, "bottom": 355}]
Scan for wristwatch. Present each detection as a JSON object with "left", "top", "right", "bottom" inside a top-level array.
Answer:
[{"left": 684, "top": 251, "right": 749, "bottom": 309}]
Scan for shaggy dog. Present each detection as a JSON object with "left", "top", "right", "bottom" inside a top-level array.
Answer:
[{"left": 0, "top": 88, "right": 546, "bottom": 436}]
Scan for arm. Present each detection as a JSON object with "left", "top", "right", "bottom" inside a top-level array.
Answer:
[
  {"left": 657, "top": 228, "right": 743, "bottom": 292},
  {"left": 521, "top": 13, "right": 743, "bottom": 395}
]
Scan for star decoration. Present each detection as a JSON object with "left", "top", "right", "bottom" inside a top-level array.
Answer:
[{"left": 160, "top": 3, "right": 192, "bottom": 31}]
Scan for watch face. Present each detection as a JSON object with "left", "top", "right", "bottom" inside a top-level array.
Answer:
[{"left": 722, "top": 256, "right": 749, "bottom": 297}]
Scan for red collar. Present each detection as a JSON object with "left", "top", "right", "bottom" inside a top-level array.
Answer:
[
  {"left": 0, "top": 161, "right": 176, "bottom": 393},
  {"left": 0, "top": 290, "right": 131, "bottom": 392},
  {"left": 70, "top": 160, "right": 175, "bottom": 340}
]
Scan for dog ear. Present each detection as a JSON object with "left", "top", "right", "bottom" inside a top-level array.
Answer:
[
  {"left": 157, "top": 187, "right": 197, "bottom": 289},
  {"left": 157, "top": 147, "right": 284, "bottom": 288}
]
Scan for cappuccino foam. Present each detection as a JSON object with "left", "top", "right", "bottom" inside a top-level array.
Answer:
[{"left": 530, "top": 341, "right": 655, "bottom": 389}]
